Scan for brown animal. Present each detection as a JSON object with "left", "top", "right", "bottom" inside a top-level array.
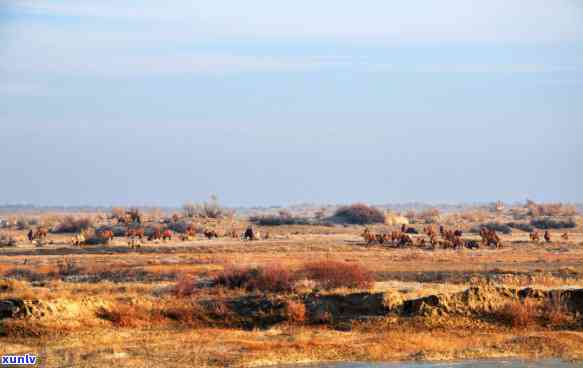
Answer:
[
  {"left": 28, "top": 227, "right": 48, "bottom": 243},
  {"left": 530, "top": 231, "right": 540, "bottom": 242},
  {"left": 71, "top": 232, "right": 85, "bottom": 246},
  {"left": 97, "top": 229, "right": 114, "bottom": 243},
  {"left": 204, "top": 229, "right": 219, "bottom": 239},
  {"left": 148, "top": 228, "right": 162, "bottom": 241},
  {"left": 464, "top": 240, "right": 480, "bottom": 249},
  {"left": 544, "top": 231, "right": 551, "bottom": 243},
  {"left": 561, "top": 233, "right": 569, "bottom": 241},
  {"left": 127, "top": 227, "right": 144, "bottom": 240},
  {"left": 162, "top": 229, "right": 173, "bottom": 241},
  {"left": 243, "top": 226, "right": 256, "bottom": 241},
  {"left": 398, "top": 233, "right": 413, "bottom": 247},
  {"left": 362, "top": 228, "right": 376, "bottom": 245},
  {"left": 480, "top": 228, "right": 502, "bottom": 248}
]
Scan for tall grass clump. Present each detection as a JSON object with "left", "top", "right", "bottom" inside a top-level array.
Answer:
[
  {"left": 301, "top": 260, "right": 374, "bottom": 290},
  {"left": 51, "top": 216, "right": 93, "bottom": 233}
]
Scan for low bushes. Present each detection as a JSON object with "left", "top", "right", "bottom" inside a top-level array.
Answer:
[
  {"left": 202, "top": 261, "right": 374, "bottom": 294},
  {"left": 496, "top": 299, "right": 538, "bottom": 328},
  {"left": 215, "top": 265, "right": 294, "bottom": 293},
  {"left": 301, "top": 260, "right": 374, "bottom": 290},
  {"left": 470, "top": 222, "right": 512, "bottom": 234},
  {"left": 330, "top": 204, "right": 385, "bottom": 225},
  {"left": 51, "top": 216, "right": 93, "bottom": 233},
  {"left": 507, "top": 222, "right": 534, "bottom": 233},
  {"left": 250, "top": 214, "right": 311, "bottom": 226},
  {"left": 530, "top": 217, "right": 576, "bottom": 230}
]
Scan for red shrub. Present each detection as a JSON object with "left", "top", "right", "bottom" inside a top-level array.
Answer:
[
  {"left": 301, "top": 260, "right": 374, "bottom": 290},
  {"left": 214, "top": 265, "right": 294, "bottom": 293}
]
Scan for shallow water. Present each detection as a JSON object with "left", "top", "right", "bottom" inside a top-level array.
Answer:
[{"left": 277, "top": 360, "right": 580, "bottom": 368}]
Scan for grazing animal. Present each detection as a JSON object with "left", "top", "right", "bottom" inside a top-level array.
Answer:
[
  {"left": 464, "top": 240, "right": 480, "bottom": 249},
  {"left": 148, "top": 228, "right": 162, "bottom": 241},
  {"left": 561, "top": 233, "right": 569, "bottom": 241},
  {"left": 28, "top": 227, "right": 48, "bottom": 243},
  {"left": 204, "top": 229, "right": 218, "bottom": 239},
  {"left": 398, "top": 234, "right": 413, "bottom": 247},
  {"left": 97, "top": 229, "right": 114, "bottom": 243},
  {"left": 480, "top": 228, "right": 502, "bottom": 248},
  {"left": 544, "top": 231, "right": 552, "bottom": 243},
  {"left": 361, "top": 228, "right": 376, "bottom": 245},
  {"left": 405, "top": 227, "right": 418, "bottom": 234},
  {"left": 530, "top": 231, "right": 540, "bottom": 242},
  {"left": 127, "top": 227, "right": 144, "bottom": 240},
  {"left": 162, "top": 229, "right": 172, "bottom": 241},
  {"left": 243, "top": 226, "right": 257, "bottom": 241},
  {"left": 71, "top": 232, "right": 85, "bottom": 246},
  {"left": 424, "top": 226, "right": 436, "bottom": 238}
]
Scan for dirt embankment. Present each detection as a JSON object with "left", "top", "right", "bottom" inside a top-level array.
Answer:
[{"left": 2, "top": 286, "right": 582, "bottom": 329}]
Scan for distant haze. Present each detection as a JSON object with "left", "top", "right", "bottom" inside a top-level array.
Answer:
[{"left": 1, "top": 1, "right": 582, "bottom": 207}]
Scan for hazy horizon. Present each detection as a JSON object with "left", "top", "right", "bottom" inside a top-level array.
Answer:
[{"left": 1, "top": 1, "right": 582, "bottom": 206}]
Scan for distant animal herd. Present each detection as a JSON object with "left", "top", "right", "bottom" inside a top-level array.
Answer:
[
  {"left": 360, "top": 223, "right": 570, "bottom": 250},
  {"left": 18, "top": 210, "right": 573, "bottom": 250}
]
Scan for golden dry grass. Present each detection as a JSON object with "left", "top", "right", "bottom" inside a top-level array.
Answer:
[{"left": 1, "top": 216, "right": 583, "bottom": 366}]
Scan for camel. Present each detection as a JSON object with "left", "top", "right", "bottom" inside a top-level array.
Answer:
[
  {"left": 544, "top": 231, "right": 552, "bottom": 243},
  {"left": 561, "top": 233, "right": 569, "bottom": 241},
  {"left": 97, "top": 229, "right": 114, "bottom": 244},
  {"left": 480, "top": 228, "right": 502, "bottom": 248},
  {"left": 28, "top": 227, "right": 48, "bottom": 243},
  {"left": 127, "top": 227, "right": 144, "bottom": 240},
  {"left": 204, "top": 229, "right": 219, "bottom": 240},
  {"left": 148, "top": 228, "right": 162, "bottom": 241},
  {"left": 71, "top": 232, "right": 85, "bottom": 247},
  {"left": 162, "top": 229, "right": 172, "bottom": 241}
]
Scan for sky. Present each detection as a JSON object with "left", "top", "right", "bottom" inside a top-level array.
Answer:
[{"left": 0, "top": 1, "right": 582, "bottom": 207}]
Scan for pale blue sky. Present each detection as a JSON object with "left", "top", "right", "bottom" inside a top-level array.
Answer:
[{"left": 0, "top": 1, "right": 582, "bottom": 206}]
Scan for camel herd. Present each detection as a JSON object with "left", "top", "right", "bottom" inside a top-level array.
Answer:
[
  {"left": 361, "top": 224, "right": 484, "bottom": 250},
  {"left": 24, "top": 221, "right": 270, "bottom": 248},
  {"left": 362, "top": 224, "right": 572, "bottom": 250},
  {"left": 529, "top": 230, "right": 569, "bottom": 243},
  {"left": 18, "top": 215, "right": 574, "bottom": 251}
]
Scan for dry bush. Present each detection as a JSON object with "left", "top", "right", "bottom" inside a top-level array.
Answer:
[
  {"left": 331, "top": 203, "right": 385, "bottom": 225},
  {"left": 301, "top": 260, "right": 374, "bottom": 290},
  {"left": 496, "top": 299, "right": 538, "bottom": 328},
  {"left": 214, "top": 265, "right": 295, "bottom": 293},
  {"left": 530, "top": 217, "right": 576, "bottom": 230},
  {"left": 0, "top": 231, "right": 17, "bottom": 247},
  {"left": 174, "top": 273, "right": 199, "bottom": 296},
  {"left": 54, "top": 257, "right": 84, "bottom": 277},
  {"left": 250, "top": 213, "right": 310, "bottom": 226},
  {"left": 459, "top": 210, "right": 489, "bottom": 223},
  {"left": 526, "top": 201, "right": 577, "bottom": 217},
  {"left": 285, "top": 300, "right": 306, "bottom": 323},
  {"left": 507, "top": 222, "right": 534, "bottom": 233},
  {"left": 540, "top": 292, "right": 572, "bottom": 327},
  {"left": 51, "top": 216, "right": 94, "bottom": 233},
  {"left": 3, "top": 268, "right": 47, "bottom": 282},
  {"left": 96, "top": 304, "right": 164, "bottom": 328},
  {"left": 416, "top": 208, "right": 440, "bottom": 224},
  {"left": 470, "top": 222, "right": 512, "bottom": 234}
]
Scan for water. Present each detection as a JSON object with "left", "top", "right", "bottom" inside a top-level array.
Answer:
[{"left": 276, "top": 360, "right": 580, "bottom": 368}]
